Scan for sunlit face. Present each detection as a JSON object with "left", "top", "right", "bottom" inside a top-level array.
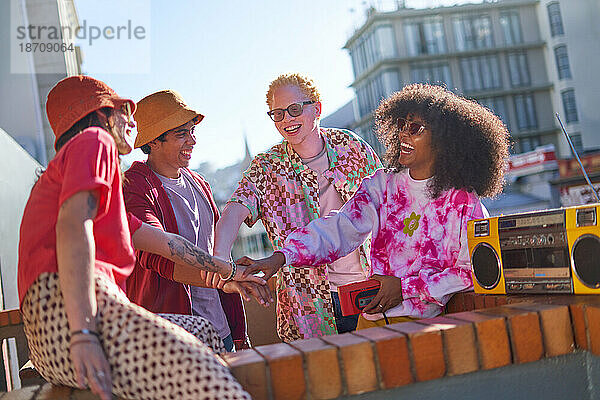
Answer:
[
  {"left": 398, "top": 113, "right": 434, "bottom": 180},
  {"left": 96, "top": 106, "right": 136, "bottom": 155},
  {"left": 269, "top": 85, "right": 321, "bottom": 147},
  {"left": 148, "top": 119, "right": 197, "bottom": 174},
  {"left": 112, "top": 106, "right": 136, "bottom": 155}
]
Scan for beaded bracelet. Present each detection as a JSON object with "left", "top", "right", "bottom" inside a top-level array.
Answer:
[
  {"left": 70, "top": 329, "right": 100, "bottom": 339},
  {"left": 220, "top": 260, "right": 237, "bottom": 282}
]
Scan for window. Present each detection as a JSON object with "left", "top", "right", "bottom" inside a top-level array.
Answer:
[
  {"left": 356, "top": 74, "right": 386, "bottom": 118},
  {"left": 568, "top": 133, "right": 583, "bottom": 153},
  {"left": 356, "top": 70, "right": 401, "bottom": 118},
  {"left": 357, "top": 124, "right": 386, "bottom": 157},
  {"left": 547, "top": 2, "right": 564, "bottom": 37},
  {"left": 350, "top": 44, "right": 363, "bottom": 77},
  {"left": 453, "top": 15, "right": 493, "bottom": 51},
  {"left": 350, "top": 25, "right": 397, "bottom": 77},
  {"left": 478, "top": 96, "right": 510, "bottom": 129},
  {"left": 377, "top": 25, "right": 396, "bottom": 59},
  {"left": 382, "top": 69, "right": 401, "bottom": 95},
  {"left": 499, "top": 11, "right": 522, "bottom": 45},
  {"left": 260, "top": 233, "right": 272, "bottom": 253},
  {"left": 514, "top": 93, "right": 537, "bottom": 130},
  {"left": 247, "top": 235, "right": 259, "bottom": 253},
  {"left": 518, "top": 136, "right": 542, "bottom": 153},
  {"left": 404, "top": 17, "right": 447, "bottom": 56},
  {"left": 561, "top": 89, "right": 579, "bottom": 123},
  {"left": 554, "top": 45, "right": 572, "bottom": 80},
  {"left": 460, "top": 55, "right": 502, "bottom": 92},
  {"left": 507, "top": 52, "right": 530, "bottom": 87},
  {"left": 410, "top": 63, "right": 452, "bottom": 87}
]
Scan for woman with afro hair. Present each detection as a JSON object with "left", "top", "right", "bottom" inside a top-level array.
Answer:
[{"left": 241, "top": 83, "right": 510, "bottom": 329}]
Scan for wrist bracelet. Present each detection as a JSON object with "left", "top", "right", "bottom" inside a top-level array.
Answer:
[
  {"left": 69, "top": 337, "right": 100, "bottom": 348},
  {"left": 220, "top": 259, "right": 237, "bottom": 282},
  {"left": 70, "top": 329, "right": 100, "bottom": 339}
]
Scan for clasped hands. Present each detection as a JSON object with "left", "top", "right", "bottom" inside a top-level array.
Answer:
[
  {"left": 198, "top": 256, "right": 275, "bottom": 307},
  {"left": 236, "top": 253, "right": 404, "bottom": 315}
]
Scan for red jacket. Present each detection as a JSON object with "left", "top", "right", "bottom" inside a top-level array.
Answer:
[{"left": 123, "top": 161, "right": 246, "bottom": 342}]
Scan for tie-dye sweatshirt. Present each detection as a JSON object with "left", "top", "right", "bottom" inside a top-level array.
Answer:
[{"left": 279, "top": 169, "right": 487, "bottom": 320}]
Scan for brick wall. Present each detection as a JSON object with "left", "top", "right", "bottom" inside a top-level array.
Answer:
[
  {"left": 5, "top": 293, "right": 600, "bottom": 399},
  {"left": 221, "top": 293, "right": 600, "bottom": 399}
]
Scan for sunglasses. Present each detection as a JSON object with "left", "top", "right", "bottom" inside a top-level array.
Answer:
[
  {"left": 122, "top": 102, "right": 133, "bottom": 120},
  {"left": 397, "top": 118, "right": 426, "bottom": 136},
  {"left": 267, "top": 101, "right": 315, "bottom": 122}
]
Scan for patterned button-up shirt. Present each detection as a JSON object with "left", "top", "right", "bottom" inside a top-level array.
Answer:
[{"left": 229, "top": 128, "right": 382, "bottom": 341}]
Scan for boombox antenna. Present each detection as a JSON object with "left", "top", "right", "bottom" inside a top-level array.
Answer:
[{"left": 556, "top": 113, "right": 600, "bottom": 202}]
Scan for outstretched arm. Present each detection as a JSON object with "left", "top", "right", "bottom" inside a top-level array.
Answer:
[
  {"left": 213, "top": 202, "right": 250, "bottom": 259},
  {"left": 283, "top": 179, "right": 382, "bottom": 267},
  {"left": 243, "top": 172, "right": 385, "bottom": 278},
  {"left": 237, "top": 252, "right": 286, "bottom": 281},
  {"left": 200, "top": 202, "right": 252, "bottom": 289},
  {"left": 131, "top": 222, "right": 265, "bottom": 287}
]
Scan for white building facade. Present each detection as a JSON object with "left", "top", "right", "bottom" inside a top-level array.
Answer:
[
  {"left": 1, "top": 0, "right": 82, "bottom": 165},
  {"left": 343, "top": 0, "right": 600, "bottom": 160}
]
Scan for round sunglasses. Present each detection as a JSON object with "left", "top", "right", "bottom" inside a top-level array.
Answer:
[
  {"left": 397, "top": 118, "right": 426, "bottom": 136},
  {"left": 267, "top": 101, "right": 315, "bottom": 122}
]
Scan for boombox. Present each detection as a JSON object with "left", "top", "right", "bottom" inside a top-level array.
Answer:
[
  {"left": 468, "top": 204, "right": 600, "bottom": 294},
  {"left": 338, "top": 279, "right": 381, "bottom": 316}
]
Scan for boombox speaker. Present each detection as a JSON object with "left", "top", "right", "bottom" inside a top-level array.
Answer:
[{"left": 468, "top": 204, "right": 600, "bottom": 294}]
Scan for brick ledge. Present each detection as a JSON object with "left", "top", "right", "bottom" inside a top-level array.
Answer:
[
  {"left": 3, "top": 293, "right": 600, "bottom": 399},
  {"left": 222, "top": 292, "right": 600, "bottom": 399}
]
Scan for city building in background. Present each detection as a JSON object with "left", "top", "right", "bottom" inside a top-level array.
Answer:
[
  {"left": 552, "top": 151, "right": 600, "bottom": 206},
  {"left": 483, "top": 144, "right": 559, "bottom": 214},
  {"left": 1, "top": 0, "right": 82, "bottom": 165},
  {"left": 329, "top": 0, "right": 600, "bottom": 213},
  {"left": 322, "top": 99, "right": 386, "bottom": 155}
]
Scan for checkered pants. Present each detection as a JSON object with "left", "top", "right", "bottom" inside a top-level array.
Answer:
[{"left": 21, "top": 273, "right": 250, "bottom": 400}]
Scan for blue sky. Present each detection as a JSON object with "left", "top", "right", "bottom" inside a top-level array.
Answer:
[{"left": 74, "top": 0, "right": 473, "bottom": 169}]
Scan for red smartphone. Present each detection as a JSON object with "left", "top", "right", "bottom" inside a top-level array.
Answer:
[{"left": 338, "top": 279, "right": 381, "bottom": 316}]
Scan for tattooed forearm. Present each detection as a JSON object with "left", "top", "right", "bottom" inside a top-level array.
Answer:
[{"left": 167, "top": 236, "right": 225, "bottom": 274}]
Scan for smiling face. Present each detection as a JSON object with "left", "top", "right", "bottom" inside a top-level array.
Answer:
[
  {"left": 146, "top": 119, "right": 197, "bottom": 178},
  {"left": 398, "top": 113, "right": 435, "bottom": 180},
  {"left": 112, "top": 107, "right": 137, "bottom": 155},
  {"left": 270, "top": 85, "right": 322, "bottom": 155},
  {"left": 95, "top": 107, "right": 136, "bottom": 155}
]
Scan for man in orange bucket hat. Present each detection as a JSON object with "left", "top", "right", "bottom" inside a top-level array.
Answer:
[{"left": 123, "top": 90, "right": 259, "bottom": 351}]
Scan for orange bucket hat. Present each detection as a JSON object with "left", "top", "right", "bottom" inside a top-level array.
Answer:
[
  {"left": 133, "top": 90, "right": 204, "bottom": 148},
  {"left": 46, "top": 75, "right": 136, "bottom": 149}
]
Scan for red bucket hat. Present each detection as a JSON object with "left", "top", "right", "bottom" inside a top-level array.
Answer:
[{"left": 46, "top": 75, "right": 136, "bottom": 149}]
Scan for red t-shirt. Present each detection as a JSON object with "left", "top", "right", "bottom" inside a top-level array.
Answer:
[{"left": 17, "top": 128, "right": 141, "bottom": 305}]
